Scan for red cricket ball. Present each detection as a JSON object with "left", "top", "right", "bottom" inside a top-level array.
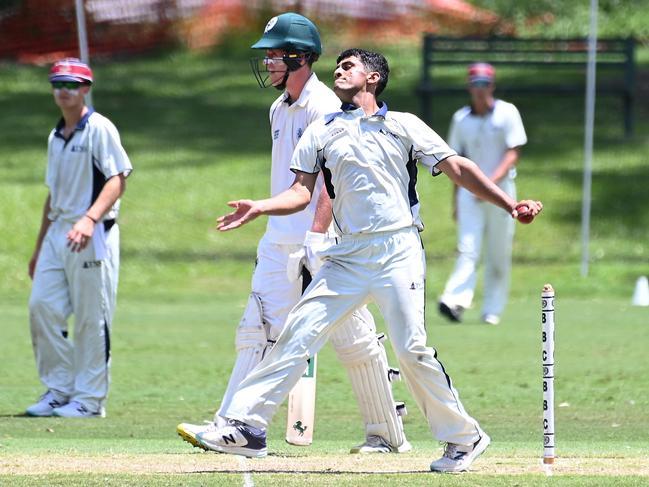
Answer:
[{"left": 516, "top": 205, "right": 534, "bottom": 224}]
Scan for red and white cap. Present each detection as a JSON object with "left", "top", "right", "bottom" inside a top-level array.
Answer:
[
  {"left": 49, "top": 58, "right": 93, "bottom": 84},
  {"left": 468, "top": 63, "right": 495, "bottom": 85}
]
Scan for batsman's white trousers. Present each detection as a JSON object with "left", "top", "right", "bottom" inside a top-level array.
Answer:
[
  {"left": 29, "top": 219, "right": 119, "bottom": 412},
  {"left": 441, "top": 178, "right": 516, "bottom": 316},
  {"left": 225, "top": 226, "right": 482, "bottom": 446},
  {"left": 250, "top": 234, "right": 303, "bottom": 341}
]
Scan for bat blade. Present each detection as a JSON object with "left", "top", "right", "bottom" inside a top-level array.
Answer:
[{"left": 285, "top": 355, "right": 317, "bottom": 446}]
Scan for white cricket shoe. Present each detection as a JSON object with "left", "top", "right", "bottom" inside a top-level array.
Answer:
[
  {"left": 197, "top": 419, "right": 267, "bottom": 458},
  {"left": 430, "top": 433, "right": 490, "bottom": 473},
  {"left": 51, "top": 401, "right": 105, "bottom": 418},
  {"left": 26, "top": 391, "right": 68, "bottom": 417},
  {"left": 482, "top": 314, "right": 501, "bottom": 325},
  {"left": 177, "top": 421, "right": 218, "bottom": 450},
  {"left": 350, "top": 435, "right": 413, "bottom": 454}
]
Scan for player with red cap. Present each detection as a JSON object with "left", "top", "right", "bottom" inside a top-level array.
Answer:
[
  {"left": 49, "top": 58, "right": 94, "bottom": 84},
  {"left": 26, "top": 58, "right": 132, "bottom": 418},
  {"left": 438, "top": 62, "right": 529, "bottom": 325}
]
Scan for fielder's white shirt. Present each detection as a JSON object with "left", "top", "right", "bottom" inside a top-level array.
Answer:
[
  {"left": 290, "top": 103, "right": 456, "bottom": 236},
  {"left": 265, "top": 73, "right": 341, "bottom": 244},
  {"left": 46, "top": 109, "right": 132, "bottom": 223},
  {"left": 448, "top": 99, "right": 526, "bottom": 179}
]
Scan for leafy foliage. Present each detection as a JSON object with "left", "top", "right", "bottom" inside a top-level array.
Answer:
[{"left": 471, "top": 0, "right": 649, "bottom": 39}]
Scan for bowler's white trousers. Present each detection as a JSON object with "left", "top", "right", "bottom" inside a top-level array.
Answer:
[
  {"left": 441, "top": 178, "right": 516, "bottom": 316},
  {"left": 29, "top": 219, "right": 119, "bottom": 412},
  {"left": 225, "top": 226, "right": 482, "bottom": 445}
]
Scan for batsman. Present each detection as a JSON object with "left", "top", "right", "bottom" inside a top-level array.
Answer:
[{"left": 177, "top": 12, "right": 410, "bottom": 454}]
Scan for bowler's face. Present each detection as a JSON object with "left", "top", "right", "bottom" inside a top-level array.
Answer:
[{"left": 333, "top": 56, "right": 370, "bottom": 100}]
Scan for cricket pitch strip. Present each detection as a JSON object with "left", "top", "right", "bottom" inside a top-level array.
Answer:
[{"left": 1, "top": 452, "right": 648, "bottom": 476}]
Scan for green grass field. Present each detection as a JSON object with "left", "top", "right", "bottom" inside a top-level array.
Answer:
[{"left": 1, "top": 36, "right": 649, "bottom": 485}]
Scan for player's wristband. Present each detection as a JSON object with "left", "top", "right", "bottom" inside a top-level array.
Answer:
[{"left": 85, "top": 214, "right": 98, "bottom": 224}]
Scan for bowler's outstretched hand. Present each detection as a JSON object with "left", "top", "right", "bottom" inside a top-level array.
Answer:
[{"left": 217, "top": 200, "right": 260, "bottom": 231}]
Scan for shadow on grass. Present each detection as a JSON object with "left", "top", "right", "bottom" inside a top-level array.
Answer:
[
  {"left": 2, "top": 48, "right": 648, "bottom": 254},
  {"left": 121, "top": 247, "right": 255, "bottom": 263},
  {"left": 186, "top": 469, "right": 426, "bottom": 476}
]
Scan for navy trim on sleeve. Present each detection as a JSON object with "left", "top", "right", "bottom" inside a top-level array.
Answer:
[
  {"left": 318, "top": 157, "right": 335, "bottom": 199},
  {"left": 406, "top": 147, "right": 419, "bottom": 207}
]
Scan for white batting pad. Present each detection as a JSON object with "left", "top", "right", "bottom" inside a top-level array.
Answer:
[
  {"left": 328, "top": 307, "right": 406, "bottom": 449},
  {"left": 216, "top": 293, "right": 271, "bottom": 424}
]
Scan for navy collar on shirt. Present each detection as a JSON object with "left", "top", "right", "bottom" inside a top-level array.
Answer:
[
  {"left": 54, "top": 107, "right": 95, "bottom": 139},
  {"left": 470, "top": 100, "right": 496, "bottom": 115},
  {"left": 326, "top": 101, "right": 388, "bottom": 124}
]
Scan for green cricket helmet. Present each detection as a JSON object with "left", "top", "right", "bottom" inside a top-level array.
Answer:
[
  {"left": 250, "top": 12, "right": 322, "bottom": 89},
  {"left": 251, "top": 12, "right": 322, "bottom": 55}
]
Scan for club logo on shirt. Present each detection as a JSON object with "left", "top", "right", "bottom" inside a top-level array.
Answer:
[
  {"left": 273, "top": 129, "right": 280, "bottom": 140},
  {"left": 83, "top": 260, "right": 102, "bottom": 269},
  {"left": 297, "top": 127, "right": 304, "bottom": 139},
  {"left": 328, "top": 127, "right": 345, "bottom": 138},
  {"left": 379, "top": 128, "right": 399, "bottom": 140},
  {"left": 71, "top": 145, "right": 88, "bottom": 152}
]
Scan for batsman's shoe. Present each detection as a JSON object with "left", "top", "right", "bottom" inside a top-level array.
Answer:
[
  {"left": 51, "top": 401, "right": 105, "bottom": 418},
  {"left": 482, "top": 314, "right": 501, "bottom": 326},
  {"left": 177, "top": 421, "right": 217, "bottom": 450},
  {"left": 197, "top": 419, "right": 267, "bottom": 458},
  {"left": 438, "top": 302, "right": 464, "bottom": 323},
  {"left": 26, "top": 391, "right": 68, "bottom": 417},
  {"left": 430, "top": 433, "right": 490, "bottom": 473},
  {"left": 350, "top": 435, "right": 413, "bottom": 454}
]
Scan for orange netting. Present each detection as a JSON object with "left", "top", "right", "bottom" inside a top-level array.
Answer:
[{"left": 0, "top": 0, "right": 510, "bottom": 63}]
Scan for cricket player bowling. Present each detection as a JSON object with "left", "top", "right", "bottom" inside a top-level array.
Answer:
[{"left": 201, "top": 48, "right": 542, "bottom": 472}]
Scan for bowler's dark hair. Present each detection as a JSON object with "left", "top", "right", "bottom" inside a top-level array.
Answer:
[{"left": 336, "top": 48, "right": 389, "bottom": 96}]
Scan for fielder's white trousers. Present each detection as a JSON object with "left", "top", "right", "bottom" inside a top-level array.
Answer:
[
  {"left": 225, "top": 227, "right": 482, "bottom": 446},
  {"left": 29, "top": 219, "right": 119, "bottom": 412},
  {"left": 441, "top": 179, "right": 516, "bottom": 316}
]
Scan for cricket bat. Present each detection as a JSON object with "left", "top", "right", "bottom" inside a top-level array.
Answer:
[{"left": 285, "top": 355, "right": 317, "bottom": 445}]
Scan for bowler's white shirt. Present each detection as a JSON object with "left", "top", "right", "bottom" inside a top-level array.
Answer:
[
  {"left": 265, "top": 73, "right": 341, "bottom": 244},
  {"left": 448, "top": 99, "right": 526, "bottom": 179},
  {"left": 290, "top": 103, "right": 456, "bottom": 236},
  {"left": 46, "top": 109, "right": 132, "bottom": 223}
]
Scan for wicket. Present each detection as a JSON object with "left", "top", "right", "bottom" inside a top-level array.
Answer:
[{"left": 541, "top": 284, "right": 555, "bottom": 465}]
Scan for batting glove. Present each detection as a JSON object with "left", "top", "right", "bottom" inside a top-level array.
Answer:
[
  {"left": 303, "top": 231, "right": 331, "bottom": 275},
  {"left": 286, "top": 246, "right": 307, "bottom": 283},
  {"left": 286, "top": 231, "right": 333, "bottom": 282}
]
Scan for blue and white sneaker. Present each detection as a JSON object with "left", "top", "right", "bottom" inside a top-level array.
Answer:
[
  {"left": 52, "top": 401, "right": 105, "bottom": 418},
  {"left": 430, "top": 433, "right": 490, "bottom": 473},
  {"left": 26, "top": 391, "right": 68, "bottom": 417},
  {"left": 197, "top": 419, "right": 267, "bottom": 458}
]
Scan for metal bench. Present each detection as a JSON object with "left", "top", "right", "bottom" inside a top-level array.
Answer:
[{"left": 417, "top": 35, "right": 636, "bottom": 136}]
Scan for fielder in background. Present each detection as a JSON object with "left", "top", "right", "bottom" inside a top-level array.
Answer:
[
  {"left": 204, "top": 49, "right": 542, "bottom": 472},
  {"left": 26, "top": 58, "right": 132, "bottom": 418},
  {"left": 438, "top": 63, "right": 527, "bottom": 326},
  {"left": 177, "top": 13, "right": 410, "bottom": 454}
]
